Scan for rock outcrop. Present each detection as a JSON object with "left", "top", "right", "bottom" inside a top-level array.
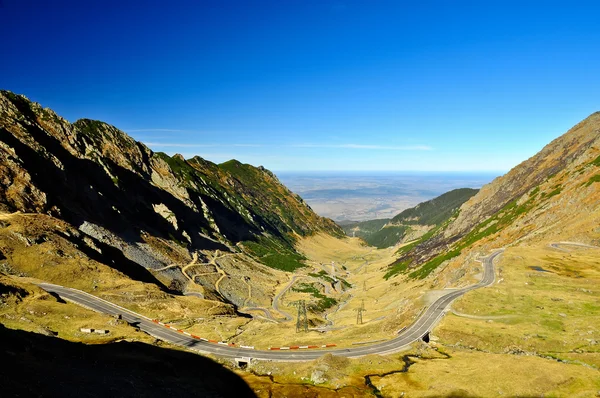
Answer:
[
  {"left": 0, "top": 90, "right": 342, "bottom": 296},
  {"left": 387, "top": 112, "right": 600, "bottom": 281}
]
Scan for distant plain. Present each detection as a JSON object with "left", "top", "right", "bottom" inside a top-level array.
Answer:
[{"left": 278, "top": 172, "right": 499, "bottom": 221}]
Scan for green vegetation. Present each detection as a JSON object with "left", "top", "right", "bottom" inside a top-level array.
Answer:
[
  {"left": 545, "top": 185, "right": 563, "bottom": 199},
  {"left": 393, "top": 208, "right": 459, "bottom": 258},
  {"left": 218, "top": 159, "right": 254, "bottom": 180},
  {"left": 292, "top": 282, "right": 320, "bottom": 295},
  {"left": 308, "top": 270, "right": 335, "bottom": 283},
  {"left": 220, "top": 159, "right": 343, "bottom": 239},
  {"left": 529, "top": 186, "right": 540, "bottom": 197},
  {"left": 341, "top": 218, "right": 408, "bottom": 248},
  {"left": 74, "top": 119, "right": 106, "bottom": 142},
  {"left": 591, "top": 154, "right": 600, "bottom": 167},
  {"left": 586, "top": 174, "right": 600, "bottom": 186},
  {"left": 154, "top": 152, "right": 198, "bottom": 183},
  {"left": 545, "top": 172, "right": 557, "bottom": 182},
  {"left": 38, "top": 108, "right": 63, "bottom": 125},
  {"left": 308, "top": 270, "right": 352, "bottom": 289},
  {"left": 2, "top": 90, "right": 20, "bottom": 102},
  {"left": 313, "top": 296, "right": 338, "bottom": 312},
  {"left": 339, "top": 277, "right": 352, "bottom": 288},
  {"left": 395, "top": 240, "right": 417, "bottom": 255},
  {"left": 387, "top": 189, "right": 543, "bottom": 280},
  {"left": 409, "top": 248, "right": 462, "bottom": 279},
  {"left": 364, "top": 225, "right": 409, "bottom": 248},
  {"left": 244, "top": 237, "right": 306, "bottom": 272},
  {"left": 292, "top": 282, "right": 338, "bottom": 312},
  {"left": 384, "top": 259, "right": 411, "bottom": 280},
  {"left": 347, "top": 189, "right": 477, "bottom": 250},
  {"left": 73, "top": 119, "right": 135, "bottom": 151},
  {"left": 153, "top": 152, "right": 327, "bottom": 272},
  {"left": 391, "top": 188, "right": 478, "bottom": 226},
  {"left": 340, "top": 219, "right": 389, "bottom": 238}
]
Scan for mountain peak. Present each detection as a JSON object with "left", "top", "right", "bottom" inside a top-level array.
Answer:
[
  {"left": 386, "top": 112, "right": 600, "bottom": 280},
  {"left": 0, "top": 91, "right": 342, "bottom": 299}
]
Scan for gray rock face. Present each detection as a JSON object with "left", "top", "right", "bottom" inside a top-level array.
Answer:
[
  {"left": 446, "top": 112, "right": 600, "bottom": 239},
  {"left": 388, "top": 111, "right": 600, "bottom": 279},
  {"left": 310, "top": 369, "right": 327, "bottom": 384},
  {"left": 0, "top": 90, "right": 342, "bottom": 296}
]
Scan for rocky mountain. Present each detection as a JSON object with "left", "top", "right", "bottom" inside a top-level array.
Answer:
[
  {"left": 390, "top": 188, "right": 478, "bottom": 226},
  {"left": 0, "top": 91, "right": 342, "bottom": 300},
  {"left": 340, "top": 218, "right": 389, "bottom": 241},
  {"left": 341, "top": 188, "right": 478, "bottom": 249},
  {"left": 386, "top": 112, "right": 600, "bottom": 281}
]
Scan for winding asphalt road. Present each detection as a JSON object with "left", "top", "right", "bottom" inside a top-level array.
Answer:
[
  {"left": 270, "top": 275, "right": 303, "bottom": 321},
  {"left": 38, "top": 250, "right": 502, "bottom": 361},
  {"left": 549, "top": 241, "right": 598, "bottom": 251}
]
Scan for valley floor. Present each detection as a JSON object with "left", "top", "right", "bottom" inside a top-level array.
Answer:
[{"left": 3, "top": 229, "right": 600, "bottom": 396}]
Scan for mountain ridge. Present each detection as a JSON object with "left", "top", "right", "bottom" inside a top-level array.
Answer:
[
  {"left": 0, "top": 90, "right": 342, "bottom": 302},
  {"left": 1, "top": 91, "right": 600, "bottom": 396},
  {"left": 386, "top": 111, "right": 600, "bottom": 280},
  {"left": 341, "top": 188, "right": 478, "bottom": 249}
]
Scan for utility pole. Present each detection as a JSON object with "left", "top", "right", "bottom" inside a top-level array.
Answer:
[
  {"left": 355, "top": 301, "right": 366, "bottom": 325},
  {"left": 363, "top": 280, "right": 367, "bottom": 292},
  {"left": 292, "top": 300, "right": 308, "bottom": 333}
]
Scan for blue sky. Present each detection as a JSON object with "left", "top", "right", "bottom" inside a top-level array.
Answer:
[{"left": 1, "top": 1, "right": 599, "bottom": 172}]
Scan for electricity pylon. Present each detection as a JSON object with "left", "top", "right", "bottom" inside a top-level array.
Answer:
[
  {"left": 292, "top": 300, "right": 308, "bottom": 332},
  {"left": 355, "top": 301, "right": 366, "bottom": 325}
]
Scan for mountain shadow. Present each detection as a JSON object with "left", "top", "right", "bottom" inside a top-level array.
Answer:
[{"left": 0, "top": 324, "right": 256, "bottom": 397}]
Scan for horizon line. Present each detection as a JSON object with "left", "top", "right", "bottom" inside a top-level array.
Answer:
[{"left": 271, "top": 169, "right": 506, "bottom": 174}]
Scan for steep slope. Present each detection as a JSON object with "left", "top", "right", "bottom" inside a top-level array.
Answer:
[
  {"left": 0, "top": 90, "right": 342, "bottom": 303},
  {"left": 390, "top": 188, "right": 478, "bottom": 226},
  {"left": 386, "top": 112, "right": 600, "bottom": 281},
  {"left": 0, "top": 323, "right": 255, "bottom": 397},
  {"left": 340, "top": 218, "right": 389, "bottom": 239},
  {"left": 342, "top": 188, "right": 478, "bottom": 249}
]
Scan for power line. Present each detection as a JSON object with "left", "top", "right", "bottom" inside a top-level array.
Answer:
[
  {"left": 292, "top": 300, "right": 308, "bottom": 333},
  {"left": 355, "top": 301, "right": 366, "bottom": 325}
]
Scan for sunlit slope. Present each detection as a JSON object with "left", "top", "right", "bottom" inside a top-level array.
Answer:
[
  {"left": 0, "top": 90, "right": 342, "bottom": 298},
  {"left": 386, "top": 112, "right": 600, "bottom": 281},
  {"left": 342, "top": 188, "right": 478, "bottom": 249}
]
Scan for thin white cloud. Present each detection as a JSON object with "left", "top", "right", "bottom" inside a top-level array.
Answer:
[
  {"left": 145, "top": 143, "right": 216, "bottom": 147},
  {"left": 289, "top": 144, "right": 433, "bottom": 150},
  {"left": 145, "top": 142, "right": 263, "bottom": 148},
  {"left": 127, "top": 128, "right": 187, "bottom": 132},
  {"left": 345, "top": 144, "right": 432, "bottom": 150},
  {"left": 145, "top": 142, "right": 432, "bottom": 150}
]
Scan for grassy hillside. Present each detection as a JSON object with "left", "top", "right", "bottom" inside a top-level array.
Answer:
[
  {"left": 391, "top": 188, "right": 478, "bottom": 225},
  {"left": 385, "top": 111, "right": 600, "bottom": 281},
  {"left": 342, "top": 188, "right": 478, "bottom": 249},
  {"left": 340, "top": 218, "right": 389, "bottom": 239},
  {"left": 0, "top": 90, "right": 343, "bottom": 292},
  {"left": 362, "top": 225, "right": 409, "bottom": 249}
]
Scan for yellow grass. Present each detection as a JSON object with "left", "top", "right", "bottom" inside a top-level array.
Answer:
[
  {"left": 371, "top": 348, "right": 600, "bottom": 397},
  {"left": 438, "top": 245, "right": 600, "bottom": 360},
  {"left": 0, "top": 275, "right": 156, "bottom": 345},
  {"left": 221, "top": 233, "right": 434, "bottom": 348}
]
